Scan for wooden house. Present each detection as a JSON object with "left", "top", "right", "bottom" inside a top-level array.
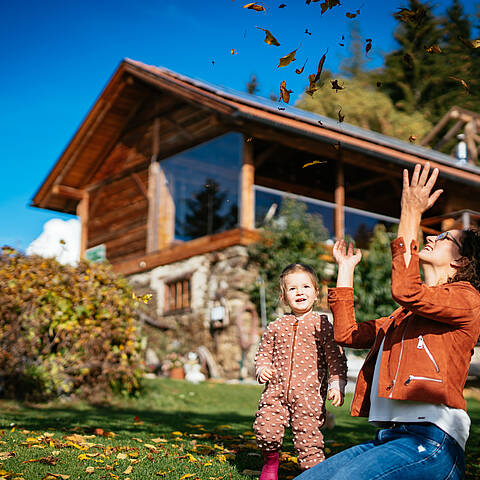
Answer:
[{"left": 32, "top": 59, "right": 480, "bottom": 377}]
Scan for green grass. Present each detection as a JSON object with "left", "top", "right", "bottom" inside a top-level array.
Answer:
[{"left": 0, "top": 379, "right": 478, "bottom": 479}]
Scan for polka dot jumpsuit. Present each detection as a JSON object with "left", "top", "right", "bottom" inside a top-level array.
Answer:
[{"left": 253, "top": 312, "right": 347, "bottom": 470}]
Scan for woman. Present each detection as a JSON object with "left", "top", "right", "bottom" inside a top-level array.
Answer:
[{"left": 295, "top": 163, "right": 480, "bottom": 480}]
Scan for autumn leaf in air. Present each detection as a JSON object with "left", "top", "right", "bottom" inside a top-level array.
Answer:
[
  {"left": 302, "top": 160, "right": 327, "bottom": 168},
  {"left": 279, "top": 3, "right": 287, "bottom": 7},
  {"left": 132, "top": 292, "right": 153, "bottom": 304},
  {"left": 278, "top": 48, "right": 298, "bottom": 67},
  {"left": 279, "top": 80, "right": 293, "bottom": 103},
  {"left": 306, "top": 74, "right": 317, "bottom": 96},
  {"left": 338, "top": 107, "right": 345, "bottom": 123},
  {"left": 305, "top": 28, "right": 312, "bottom": 35},
  {"left": 331, "top": 79, "right": 344, "bottom": 92},
  {"left": 449, "top": 76, "right": 470, "bottom": 94},
  {"left": 295, "top": 58, "right": 308, "bottom": 74},
  {"left": 320, "top": 0, "right": 341, "bottom": 15},
  {"left": 346, "top": 9, "right": 360, "bottom": 18},
  {"left": 457, "top": 36, "right": 480, "bottom": 49},
  {"left": 231, "top": 48, "right": 238, "bottom": 55},
  {"left": 394, "top": 7, "right": 426, "bottom": 26},
  {"left": 256, "top": 27, "right": 280, "bottom": 46},
  {"left": 409, "top": 135, "right": 417, "bottom": 143},
  {"left": 315, "top": 49, "right": 328, "bottom": 82},
  {"left": 365, "top": 38, "right": 372, "bottom": 55},
  {"left": 243, "top": 3, "right": 266, "bottom": 11},
  {"left": 425, "top": 44, "right": 441, "bottom": 53}
]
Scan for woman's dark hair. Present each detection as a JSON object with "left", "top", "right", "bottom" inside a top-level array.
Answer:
[{"left": 450, "top": 229, "right": 480, "bottom": 292}]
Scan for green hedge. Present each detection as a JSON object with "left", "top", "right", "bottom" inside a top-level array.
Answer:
[{"left": 0, "top": 247, "right": 144, "bottom": 401}]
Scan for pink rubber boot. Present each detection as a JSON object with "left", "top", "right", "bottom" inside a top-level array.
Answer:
[{"left": 259, "top": 451, "right": 279, "bottom": 480}]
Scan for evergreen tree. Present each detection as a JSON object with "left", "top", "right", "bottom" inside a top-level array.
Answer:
[
  {"left": 248, "top": 198, "right": 329, "bottom": 322},
  {"left": 352, "top": 224, "right": 399, "bottom": 323},
  {"left": 183, "top": 179, "right": 236, "bottom": 239},
  {"left": 381, "top": 0, "right": 443, "bottom": 119}
]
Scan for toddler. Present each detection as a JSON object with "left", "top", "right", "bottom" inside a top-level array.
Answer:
[{"left": 254, "top": 263, "right": 347, "bottom": 479}]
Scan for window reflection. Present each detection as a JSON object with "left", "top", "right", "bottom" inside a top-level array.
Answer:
[
  {"left": 254, "top": 186, "right": 397, "bottom": 246},
  {"left": 161, "top": 133, "right": 242, "bottom": 241}
]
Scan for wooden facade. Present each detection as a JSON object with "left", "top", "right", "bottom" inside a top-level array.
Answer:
[{"left": 32, "top": 59, "right": 480, "bottom": 275}]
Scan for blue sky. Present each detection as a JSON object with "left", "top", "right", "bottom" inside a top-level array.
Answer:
[{"left": 0, "top": 0, "right": 476, "bottom": 250}]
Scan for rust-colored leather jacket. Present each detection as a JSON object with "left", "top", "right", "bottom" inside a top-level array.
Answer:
[{"left": 329, "top": 237, "right": 480, "bottom": 417}]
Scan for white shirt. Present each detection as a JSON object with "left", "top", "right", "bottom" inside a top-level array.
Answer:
[{"left": 368, "top": 338, "right": 470, "bottom": 450}]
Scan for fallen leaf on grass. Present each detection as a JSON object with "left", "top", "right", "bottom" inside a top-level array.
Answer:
[
  {"left": 256, "top": 27, "right": 280, "bottom": 46},
  {"left": 152, "top": 438, "right": 168, "bottom": 443},
  {"left": 41, "top": 475, "right": 70, "bottom": 480},
  {"left": 123, "top": 466, "right": 133, "bottom": 474},
  {"left": 171, "top": 431, "right": 183, "bottom": 436},
  {"left": 0, "top": 452, "right": 15, "bottom": 460},
  {"left": 23, "top": 456, "right": 59, "bottom": 465},
  {"left": 117, "top": 453, "right": 128, "bottom": 460},
  {"left": 85, "top": 467, "right": 95, "bottom": 474},
  {"left": 179, "top": 475, "right": 197, "bottom": 480}
]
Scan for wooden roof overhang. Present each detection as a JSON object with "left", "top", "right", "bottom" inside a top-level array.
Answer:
[{"left": 32, "top": 58, "right": 480, "bottom": 217}]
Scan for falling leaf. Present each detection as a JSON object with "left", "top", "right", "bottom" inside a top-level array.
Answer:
[
  {"left": 471, "top": 39, "right": 480, "bottom": 48},
  {"left": 409, "top": 135, "right": 417, "bottom": 143},
  {"left": 231, "top": 48, "right": 238, "bottom": 55},
  {"left": 279, "top": 80, "right": 293, "bottom": 103},
  {"left": 305, "top": 28, "right": 312, "bottom": 35},
  {"left": 302, "top": 160, "right": 327, "bottom": 168},
  {"left": 449, "top": 76, "right": 470, "bottom": 93},
  {"left": 457, "top": 36, "right": 480, "bottom": 49},
  {"left": 403, "top": 53, "right": 414, "bottom": 69},
  {"left": 314, "top": 49, "right": 328, "bottom": 82},
  {"left": 425, "top": 44, "right": 441, "bottom": 53},
  {"left": 278, "top": 48, "right": 298, "bottom": 67},
  {"left": 306, "top": 74, "right": 317, "bottom": 96},
  {"left": 331, "top": 79, "right": 344, "bottom": 92},
  {"left": 376, "top": 81, "right": 382, "bottom": 87},
  {"left": 256, "top": 27, "right": 280, "bottom": 46},
  {"left": 295, "top": 58, "right": 308, "bottom": 74},
  {"left": 338, "top": 107, "right": 345, "bottom": 123},
  {"left": 211, "top": 60, "right": 215, "bottom": 66},
  {"left": 365, "top": 38, "right": 372, "bottom": 55},
  {"left": 395, "top": 7, "right": 426, "bottom": 26},
  {"left": 279, "top": 3, "right": 287, "bottom": 7},
  {"left": 346, "top": 9, "right": 360, "bottom": 18},
  {"left": 320, "top": 0, "right": 341, "bottom": 15},
  {"left": 243, "top": 3, "right": 266, "bottom": 11}
]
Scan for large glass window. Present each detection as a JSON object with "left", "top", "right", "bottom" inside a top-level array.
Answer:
[
  {"left": 161, "top": 133, "right": 242, "bottom": 241},
  {"left": 254, "top": 185, "right": 398, "bottom": 247}
]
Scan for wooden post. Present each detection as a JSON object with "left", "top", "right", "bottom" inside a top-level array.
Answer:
[
  {"left": 240, "top": 136, "right": 255, "bottom": 230},
  {"left": 147, "top": 161, "right": 160, "bottom": 253},
  {"left": 157, "top": 166, "right": 175, "bottom": 248},
  {"left": 465, "top": 120, "right": 478, "bottom": 165},
  {"left": 334, "top": 152, "right": 345, "bottom": 239},
  {"left": 76, "top": 191, "right": 89, "bottom": 258}
]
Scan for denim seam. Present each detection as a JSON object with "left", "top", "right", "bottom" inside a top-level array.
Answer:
[
  {"left": 444, "top": 456, "right": 460, "bottom": 480},
  {"left": 371, "top": 432, "right": 446, "bottom": 480}
]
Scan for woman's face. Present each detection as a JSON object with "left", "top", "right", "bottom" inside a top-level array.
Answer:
[{"left": 419, "top": 229, "right": 463, "bottom": 267}]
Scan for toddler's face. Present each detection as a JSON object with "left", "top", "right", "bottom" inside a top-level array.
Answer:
[{"left": 283, "top": 271, "right": 317, "bottom": 316}]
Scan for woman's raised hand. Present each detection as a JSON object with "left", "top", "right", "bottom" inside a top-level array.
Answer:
[
  {"left": 401, "top": 162, "right": 443, "bottom": 215},
  {"left": 333, "top": 239, "right": 362, "bottom": 269}
]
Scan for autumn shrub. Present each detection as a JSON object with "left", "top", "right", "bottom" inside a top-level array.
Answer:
[{"left": 0, "top": 247, "right": 144, "bottom": 402}]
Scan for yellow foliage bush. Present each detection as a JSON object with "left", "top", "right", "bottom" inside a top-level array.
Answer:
[{"left": 0, "top": 247, "right": 144, "bottom": 401}]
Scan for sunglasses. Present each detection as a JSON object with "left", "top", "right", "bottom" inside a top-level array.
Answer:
[{"left": 436, "top": 231, "right": 462, "bottom": 250}]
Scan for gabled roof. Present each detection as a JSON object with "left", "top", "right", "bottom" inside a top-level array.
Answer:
[{"left": 32, "top": 58, "right": 480, "bottom": 213}]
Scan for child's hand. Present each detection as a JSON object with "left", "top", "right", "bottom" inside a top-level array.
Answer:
[
  {"left": 327, "top": 388, "right": 344, "bottom": 407},
  {"left": 333, "top": 239, "right": 362, "bottom": 269},
  {"left": 258, "top": 367, "right": 274, "bottom": 383}
]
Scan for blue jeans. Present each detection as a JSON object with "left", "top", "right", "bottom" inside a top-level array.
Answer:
[{"left": 295, "top": 423, "right": 465, "bottom": 480}]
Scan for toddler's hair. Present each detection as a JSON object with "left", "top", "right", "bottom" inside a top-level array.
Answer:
[{"left": 279, "top": 263, "right": 320, "bottom": 301}]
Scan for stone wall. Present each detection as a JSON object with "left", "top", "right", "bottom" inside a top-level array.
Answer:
[{"left": 128, "top": 245, "right": 259, "bottom": 379}]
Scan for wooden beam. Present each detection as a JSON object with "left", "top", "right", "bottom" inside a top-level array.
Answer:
[
  {"left": 147, "top": 117, "right": 160, "bottom": 253},
  {"left": 420, "top": 107, "right": 458, "bottom": 146},
  {"left": 131, "top": 172, "right": 148, "bottom": 199},
  {"left": 165, "top": 116, "right": 194, "bottom": 141},
  {"left": 113, "top": 228, "right": 259, "bottom": 275},
  {"left": 334, "top": 153, "right": 345, "bottom": 239},
  {"left": 76, "top": 191, "right": 89, "bottom": 258},
  {"left": 240, "top": 136, "right": 255, "bottom": 229},
  {"left": 434, "top": 119, "right": 463, "bottom": 150},
  {"left": 347, "top": 175, "right": 388, "bottom": 193},
  {"left": 255, "top": 144, "right": 281, "bottom": 169},
  {"left": 52, "top": 184, "right": 85, "bottom": 201}
]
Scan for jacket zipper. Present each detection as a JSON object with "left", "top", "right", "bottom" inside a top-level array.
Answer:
[
  {"left": 286, "top": 318, "right": 299, "bottom": 397},
  {"left": 404, "top": 375, "right": 443, "bottom": 385},
  {"left": 388, "top": 320, "right": 409, "bottom": 398},
  {"left": 417, "top": 335, "right": 440, "bottom": 373}
]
